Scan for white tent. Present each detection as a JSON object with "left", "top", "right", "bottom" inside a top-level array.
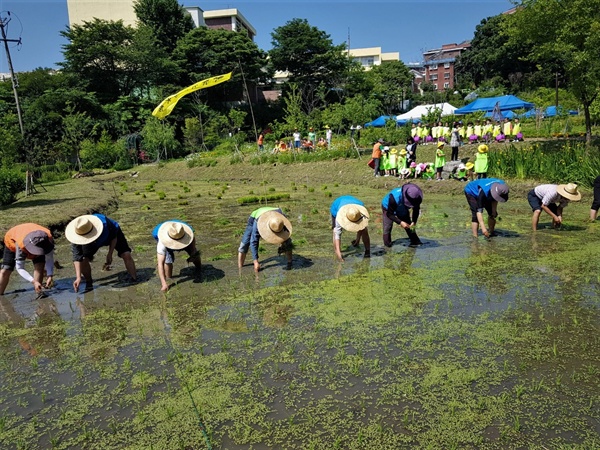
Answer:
[{"left": 396, "top": 103, "right": 457, "bottom": 122}]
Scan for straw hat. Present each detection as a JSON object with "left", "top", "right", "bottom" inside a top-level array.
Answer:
[
  {"left": 437, "top": 142, "right": 445, "bottom": 149},
  {"left": 465, "top": 162, "right": 475, "bottom": 170},
  {"left": 556, "top": 183, "right": 581, "bottom": 201},
  {"left": 478, "top": 144, "right": 489, "bottom": 154},
  {"left": 257, "top": 211, "right": 292, "bottom": 244},
  {"left": 336, "top": 204, "right": 369, "bottom": 232},
  {"left": 324, "top": 125, "right": 330, "bottom": 129},
  {"left": 24, "top": 231, "right": 54, "bottom": 256},
  {"left": 157, "top": 221, "right": 194, "bottom": 250},
  {"left": 65, "top": 215, "right": 104, "bottom": 245},
  {"left": 390, "top": 148, "right": 398, "bottom": 154},
  {"left": 399, "top": 149, "right": 407, "bottom": 156},
  {"left": 490, "top": 183, "right": 509, "bottom": 203}
]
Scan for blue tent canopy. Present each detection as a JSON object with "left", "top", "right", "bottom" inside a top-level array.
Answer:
[
  {"left": 521, "top": 106, "right": 579, "bottom": 118},
  {"left": 455, "top": 95, "right": 534, "bottom": 115},
  {"left": 364, "top": 115, "right": 393, "bottom": 127}
]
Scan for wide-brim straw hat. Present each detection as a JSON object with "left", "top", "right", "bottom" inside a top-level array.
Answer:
[
  {"left": 465, "top": 162, "right": 475, "bottom": 170},
  {"left": 490, "top": 182, "right": 509, "bottom": 203},
  {"left": 336, "top": 204, "right": 370, "bottom": 232},
  {"left": 399, "top": 149, "right": 407, "bottom": 156},
  {"left": 478, "top": 144, "right": 489, "bottom": 153},
  {"left": 390, "top": 148, "right": 398, "bottom": 154},
  {"left": 557, "top": 183, "right": 581, "bottom": 201},
  {"left": 257, "top": 211, "right": 292, "bottom": 244},
  {"left": 437, "top": 142, "right": 445, "bottom": 149},
  {"left": 157, "top": 221, "right": 194, "bottom": 250},
  {"left": 24, "top": 230, "right": 54, "bottom": 255},
  {"left": 65, "top": 215, "right": 104, "bottom": 245}
]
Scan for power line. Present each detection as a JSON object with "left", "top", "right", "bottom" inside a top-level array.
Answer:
[{"left": 0, "top": 11, "right": 25, "bottom": 136}]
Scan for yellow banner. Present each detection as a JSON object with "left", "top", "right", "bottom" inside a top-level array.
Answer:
[{"left": 152, "top": 72, "right": 233, "bottom": 119}]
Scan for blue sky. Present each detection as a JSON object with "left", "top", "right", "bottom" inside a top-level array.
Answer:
[{"left": 0, "top": 0, "right": 512, "bottom": 73}]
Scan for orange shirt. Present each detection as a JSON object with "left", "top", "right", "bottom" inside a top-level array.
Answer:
[
  {"left": 4, "top": 223, "right": 52, "bottom": 258},
  {"left": 257, "top": 135, "right": 264, "bottom": 145},
  {"left": 372, "top": 142, "right": 382, "bottom": 158}
]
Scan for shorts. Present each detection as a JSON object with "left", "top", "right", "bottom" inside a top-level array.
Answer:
[
  {"left": 295, "top": 140, "right": 301, "bottom": 148},
  {"left": 527, "top": 190, "right": 558, "bottom": 214},
  {"left": 72, "top": 228, "right": 132, "bottom": 262},
  {"left": 465, "top": 193, "right": 493, "bottom": 223},
  {"left": 436, "top": 167, "right": 443, "bottom": 173},
  {"left": 1, "top": 246, "right": 44, "bottom": 271}
]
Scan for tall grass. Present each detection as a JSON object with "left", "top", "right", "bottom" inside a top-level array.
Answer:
[{"left": 488, "top": 141, "right": 600, "bottom": 187}]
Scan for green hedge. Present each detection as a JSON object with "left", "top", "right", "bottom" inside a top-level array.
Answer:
[{"left": 0, "top": 169, "right": 25, "bottom": 205}]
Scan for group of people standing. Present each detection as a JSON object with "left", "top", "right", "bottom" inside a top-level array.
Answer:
[{"left": 410, "top": 118, "right": 523, "bottom": 145}]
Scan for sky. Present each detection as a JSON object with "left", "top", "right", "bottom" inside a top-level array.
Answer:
[{"left": 0, "top": 0, "right": 513, "bottom": 73}]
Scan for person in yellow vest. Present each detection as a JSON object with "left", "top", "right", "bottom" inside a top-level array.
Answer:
[
  {"left": 512, "top": 118, "right": 523, "bottom": 141},
  {"left": 482, "top": 120, "right": 493, "bottom": 143},
  {"left": 503, "top": 118, "right": 512, "bottom": 139},
  {"left": 435, "top": 142, "right": 446, "bottom": 181},
  {"left": 414, "top": 123, "right": 422, "bottom": 143},
  {"left": 474, "top": 120, "right": 483, "bottom": 142},
  {"left": 0, "top": 223, "right": 55, "bottom": 295},
  {"left": 492, "top": 121, "right": 502, "bottom": 139},
  {"left": 431, "top": 122, "right": 439, "bottom": 142},
  {"left": 398, "top": 148, "right": 408, "bottom": 173},
  {"left": 389, "top": 147, "right": 399, "bottom": 177},
  {"left": 474, "top": 144, "right": 489, "bottom": 179},
  {"left": 458, "top": 121, "right": 466, "bottom": 140},
  {"left": 420, "top": 124, "right": 430, "bottom": 144},
  {"left": 411, "top": 123, "right": 418, "bottom": 139}
]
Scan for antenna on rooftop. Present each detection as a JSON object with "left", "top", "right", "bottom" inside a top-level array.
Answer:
[
  {"left": 347, "top": 27, "right": 350, "bottom": 50},
  {"left": 0, "top": 11, "right": 24, "bottom": 136}
]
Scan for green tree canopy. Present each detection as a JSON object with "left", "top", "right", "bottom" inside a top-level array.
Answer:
[
  {"left": 172, "top": 27, "right": 270, "bottom": 110},
  {"left": 506, "top": 0, "right": 600, "bottom": 143},
  {"left": 455, "top": 14, "right": 539, "bottom": 91},
  {"left": 60, "top": 18, "right": 175, "bottom": 103},
  {"left": 365, "top": 60, "right": 413, "bottom": 115},
  {"left": 269, "top": 18, "right": 349, "bottom": 113},
  {"left": 133, "top": 0, "right": 194, "bottom": 53}
]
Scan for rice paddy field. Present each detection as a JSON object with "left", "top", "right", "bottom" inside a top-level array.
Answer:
[{"left": 0, "top": 148, "right": 599, "bottom": 449}]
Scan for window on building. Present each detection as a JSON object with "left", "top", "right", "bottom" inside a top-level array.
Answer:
[
  {"left": 430, "top": 63, "right": 438, "bottom": 70},
  {"left": 430, "top": 74, "right": 438, "bottom": 81},
  {"left": 433, "top": 84, "right": 438, "bottom": 90},
  {"left": 444, "top": 62, "right": 450, "bottom": 68},
  {"left": 444, "top": 73, "right": 450, "bottom": 79},
  {"left": 365, "top": 57, "right": 374, "bottom": 67},
  {"left": 444, "top": 82, "right": 450, "bottom": 89}
]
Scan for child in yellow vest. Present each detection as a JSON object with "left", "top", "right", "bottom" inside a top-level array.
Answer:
[
  {"left": 474, "top": 144, "right": 489, "bottom": 179},
  {"left": 435, "top": 142, "right": 446, "bottom": 181}
]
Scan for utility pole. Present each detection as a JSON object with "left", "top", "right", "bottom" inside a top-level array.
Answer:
[{"left": 0, "top": 12, "right": 25, "bottom": 136}]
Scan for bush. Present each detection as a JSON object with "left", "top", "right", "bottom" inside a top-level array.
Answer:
[
  {"left": 0, "top": 168, "right": 25, "bottom": 205},
  {"left": 80, "top": 132, "right": 129, "bottom": 170}
]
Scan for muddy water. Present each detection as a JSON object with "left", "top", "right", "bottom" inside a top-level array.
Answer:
[{"left": 1, "top": 178, "right": 599, "bottom": 449}]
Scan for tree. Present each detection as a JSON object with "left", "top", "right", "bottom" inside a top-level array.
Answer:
[
  {"left": 365, "top": 61, "right": 413, "bottom": 115},
  {"left": 133, "top": 0, "right": 194, "bottom": 53},
  {"left": 60, "top": 19, "right": 175, "bottom": 103},
  {"left": 172, "top": 27, "right": 270, "bottom": 110},
  {"left": 269, "top": 19, "right": 349, "bottom": 113},
  {"left": 454, "top": 15, "right": 538, "bottom": 90},
  {"left": 506, "top": 0, "right": 600, "bottom": 144}
]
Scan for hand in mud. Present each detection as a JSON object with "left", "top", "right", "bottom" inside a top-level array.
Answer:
[
  {"left": 161, "top": 283, "right": 169, "bottom": 292},
  {"left": 400, "top": 221, "right": 411, "bottom": 230},
  {"left": 33, "top": 280, "right": 43, "bottom": 293},
  {"left": 73, "top": 277, "right": 81, "bottom": 293},
  {"left": 483, "top": 230, "right": 490, "bottom": 238},
  {"left": 104, "top": 255, "right": 113, "bottom": 269},
  {"left": 45, "top": 276, "right": 54, "bottom": 289}
]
